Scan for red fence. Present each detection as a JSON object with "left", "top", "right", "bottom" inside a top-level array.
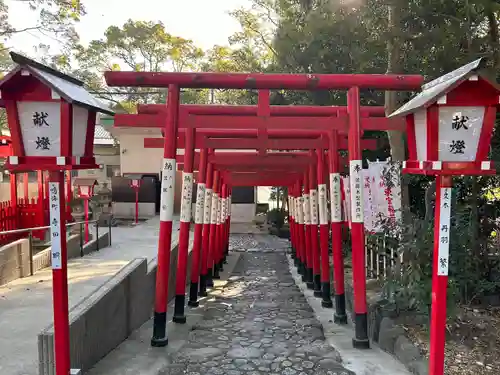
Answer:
[{"left": 0, "top": 198, "right": 49, "bottom": 246}]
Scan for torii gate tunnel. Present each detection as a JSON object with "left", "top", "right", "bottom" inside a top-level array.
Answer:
[{"left": 106, "top": 70, "right": 423, "bottom": 350}]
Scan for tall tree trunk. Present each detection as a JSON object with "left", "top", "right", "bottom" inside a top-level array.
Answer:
[{"left": 385, "top": 2, "right": 410, "bottom": 209}]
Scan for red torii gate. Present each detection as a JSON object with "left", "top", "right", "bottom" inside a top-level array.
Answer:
[{"left": 106, "top": 70, "right": 423, "bottom": 349}]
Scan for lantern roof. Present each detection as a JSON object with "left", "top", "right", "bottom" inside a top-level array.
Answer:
[
  {"left": 389, "top": 58, "right": 496, "bottom": 118},
  {"left": 73, "top": 178, "right": 98, "bottom": 187},
  {"left": 0, "top": 52, "right": 114, "bottom": 116}
]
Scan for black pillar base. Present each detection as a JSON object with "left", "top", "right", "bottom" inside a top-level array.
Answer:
[
  {"left": 213, "top": 264, "right": 221, "bottom": 279},
  {"left": 334, "top": 293, "right": 348, "bottom": 324},
  {"left": 172, "top": 295, "right": 187, "bottom": 324},
  {"left": 352, "top": 312, "right": 370, "bottom": 349},
  {"left": 206, "top": 268, "right": 214, "bottom": 287},
  {"left": 219, "top": 261, "right": 224, "bottom": 272},
  {"left": 321, "top": 282, "right": 333, "bottom": 308},
  {"left": 313, "top": 274, "right": 322, "bottom": 297},
  {"left": 151, "top": 311, "right": 168, "bottom": 347},
  {"left": 199, "top": 274, "right": 208, "bottom": 297},
  {"left": 294, "top": 257, "right": 299, "bottom": 267},
  {"left": 188, "top": 282, "right": 199, "bottom": 307},
  {"left": 306, "top": 268, "right": 314, "bottom": 283}
]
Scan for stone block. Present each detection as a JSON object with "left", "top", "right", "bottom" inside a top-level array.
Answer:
[
  {"left": 394, "top": 335, "right": 421, "bottom": 368},
  {"left": 378, "top": 317, "right": 405, "bottom": 353}
]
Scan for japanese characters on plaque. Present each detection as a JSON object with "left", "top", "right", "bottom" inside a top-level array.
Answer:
[
  {"left": 221, "top": 197, "right": 227, "bottom": 224},
  {"left": 329, "top": 173, "right": 342, "bottom": 223},
  {"left": 179, "top": 172, "right": 193, "bottom": 223},
  {"left": 203, "top": 188, "right": 213, "bottom": 224},
  {"left": 438, "top": 107, "right": 485, "bottom": 162},
  {"left": 437, "top": 187, "right": 452, "bottom": 276},
  {"left": 303, "top": 193, "right": 311, "bottom": 225},
  {"left": 349, "top": 160, "right": 364, "bottom": 223},
  {"left": 160, "top": 158, "right": 176, "bottom": 222},
  {"left": 318, "top": 184, "right": 328, "bottom": 225},
  {"left": 216, "top": 196, "right": 222, "bottom": 225},
  {"left": 48, "top": 182, "right": 62, "bottom": 269},
  {"left": 211, "top": 192, "right": 218, "bottom": 225},
  {"left": 297, "top": 196, "right": 304, "bottom": 224},
  {"left": 18, "top": 102, "right": 62, "bottom": 156},
  {"left": 310, "top": 189, "right": 318, "bottom": 225},
  {"left": 194, "top": 183, "right": 206, "bottom": 225}
]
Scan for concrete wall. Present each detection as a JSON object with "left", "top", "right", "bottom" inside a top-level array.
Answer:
[
  {"left": 112, "top": 202, "right": 156, "bottom": 219},
  {"left": 119, "top": 132, "right": 164, "bottom": 174},
  {"left": 32, "top": 231, "right": 111, "bottom": 274},
  {"left": 0, "top": 238, "right": 30, "bottom": 286},
  {"left": 231, "top": 203, "right": 256, "bottom": 223},
  {"left": 37, "top": 240, "right": 193, "bottom": 375}
]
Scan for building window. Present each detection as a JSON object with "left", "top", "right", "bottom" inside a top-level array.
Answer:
[{"left": 106, "top": 165, "right": 120, "bottom": 178}]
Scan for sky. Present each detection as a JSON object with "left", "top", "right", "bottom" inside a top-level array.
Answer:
[{"left": 5, "top": 0, "right": 252, "bottom": 57}]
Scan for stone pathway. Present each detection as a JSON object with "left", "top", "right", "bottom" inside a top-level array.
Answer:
[
  {"left": 165, "top": 248, "right": 355, "bottom": 375},
  {"left": 229, "top": 233, "right": 290, "bottom": 253}
]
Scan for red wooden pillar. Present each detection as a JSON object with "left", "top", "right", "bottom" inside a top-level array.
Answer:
[
  {"left": 303, "top": 171, "right": 314, "bottom": 288},
  {"left": 329, "top": 131, "right": 347, "bottom": 323},
  {"left": 225, "top": 186, "right": 232, "bottom": 260},
  {"left": 208, "top": 170, "right": 220, "bottom": 283},
  {"left": 199, "top": 161, "right": 214, "bottom": 296},
  {"left": 65, "top": 170, "right": 72, "bottom": 221},
  {"left": 10, "top": 173, "right": 18, "bottom": 228},
  {"left": 309, "top": 152, "right": 321, "bottom": 296},
  {"left": 297, "top": 179, "right": 306, "bottom": 279},
  {"left": 188, "top": 148, "right": 208, "bottom": 307},
  {"left": 347, "top": 87, "right": 369, "bottom": 348},
  {"left": 318, "top": 148, "right": 333, "bottom": 308},
  {"left": 213, "top": 179, "right": 223, "bottom": 278},
  {"left": 151, "top": 84, "right": 180, "bottom": 347},
  {"left": 173, "top": 127, "right": 195, "bottom": 324},
  {"left": 289, "top": 185, "right": 296, "bottom": 261},
  {"left": 429, "top": 175, "right": 452, "bottom": 375}
]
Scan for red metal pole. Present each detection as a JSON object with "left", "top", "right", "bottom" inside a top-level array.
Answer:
[
  {"left": 329, "top": 130, "right": 347, "bottom": 324},
  {"left": 309, "top": 152, "right": 321, "bottom": 296},
  {"left": 303, "top": 172, "right": 314, "bottom": 288},
  {"left": 49, "top": 170, "right": 70, "bottom": 375},
  {"left": 207, "top": 170, "right": 220, "bottom": 286},
  {"left": 84, "top": 197, "right": 89, "bottom": 244},
  {"left": 135, "top": 187, "right": 139, "bottom": 224},
  {"left": 318, "top": 147, "right": 333, "bottom": 308},
  {"left": 23, "top": 172, "right": 29, "bottom": 200},
  {"left": 173, "top": 127, "right": 195, "bottom": 324},
  {"left": 199, "top": 161, "right": 214, "bottom": 296},
  {"left": 151, "top": 84, "right": 180, "bottom": 347},
  {"left": 429, "top": 175, "right": 452, "bottom": 375},
  {"left": 188, "top": 148, "right": 208, "bottom": 307},
  {"left": 348, "top": 87, "right": 369, "bottom": 348}
]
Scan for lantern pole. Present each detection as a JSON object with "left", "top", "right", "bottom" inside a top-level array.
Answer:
[
  {"left": 317, "top": 147, "right": 333, "bottom": 308},
  {"left": 49, "top": 170, "right": 71, "bottom": 375},
  {"left": 151, "top": 84, "right": 180, "bottom": 347},
  {"left": 309, "top": 151, "right": 321, "bottom": 297},
  {"left": 329, "top": 130, "right": 347, "bottom": 323},
  {"left": 348, "top": 87, "right": 369, "bottom": 348},
  {"left": 173, "top": 126, "right": 195, "bottom": 324},
  {"left": 429, "top": 175, "right": 452, "bottom": 375},
  {"left": 188, "top": 148, "right": 208, "bottom": 307},
  {"left": 199, "top": 161, "right": 214, "bottom": 296},
  {"left": 84, "top": 196, "right": 90, "bottom": 243}
]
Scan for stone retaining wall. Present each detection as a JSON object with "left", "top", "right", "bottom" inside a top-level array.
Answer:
[
  {"left": 343, "top": 276, "right": 428, "bottom": 375},
  {"left": 0, "top": 238, "right": 31, "bottom": 286},
  {"left": 37, "top": 241, "right": 192, "bottom": 374},
  {"left": 33, "top": 231, "right": 110, "bottom": 273}
]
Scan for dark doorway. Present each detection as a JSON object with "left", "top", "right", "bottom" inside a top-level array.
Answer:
[{"left": 142, "top": 173, "right": 161, "bottom": 213}]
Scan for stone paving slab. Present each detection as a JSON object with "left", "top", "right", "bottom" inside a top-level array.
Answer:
[{"left": 165, "top": 249, "right": 355, "bottom": 375}]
